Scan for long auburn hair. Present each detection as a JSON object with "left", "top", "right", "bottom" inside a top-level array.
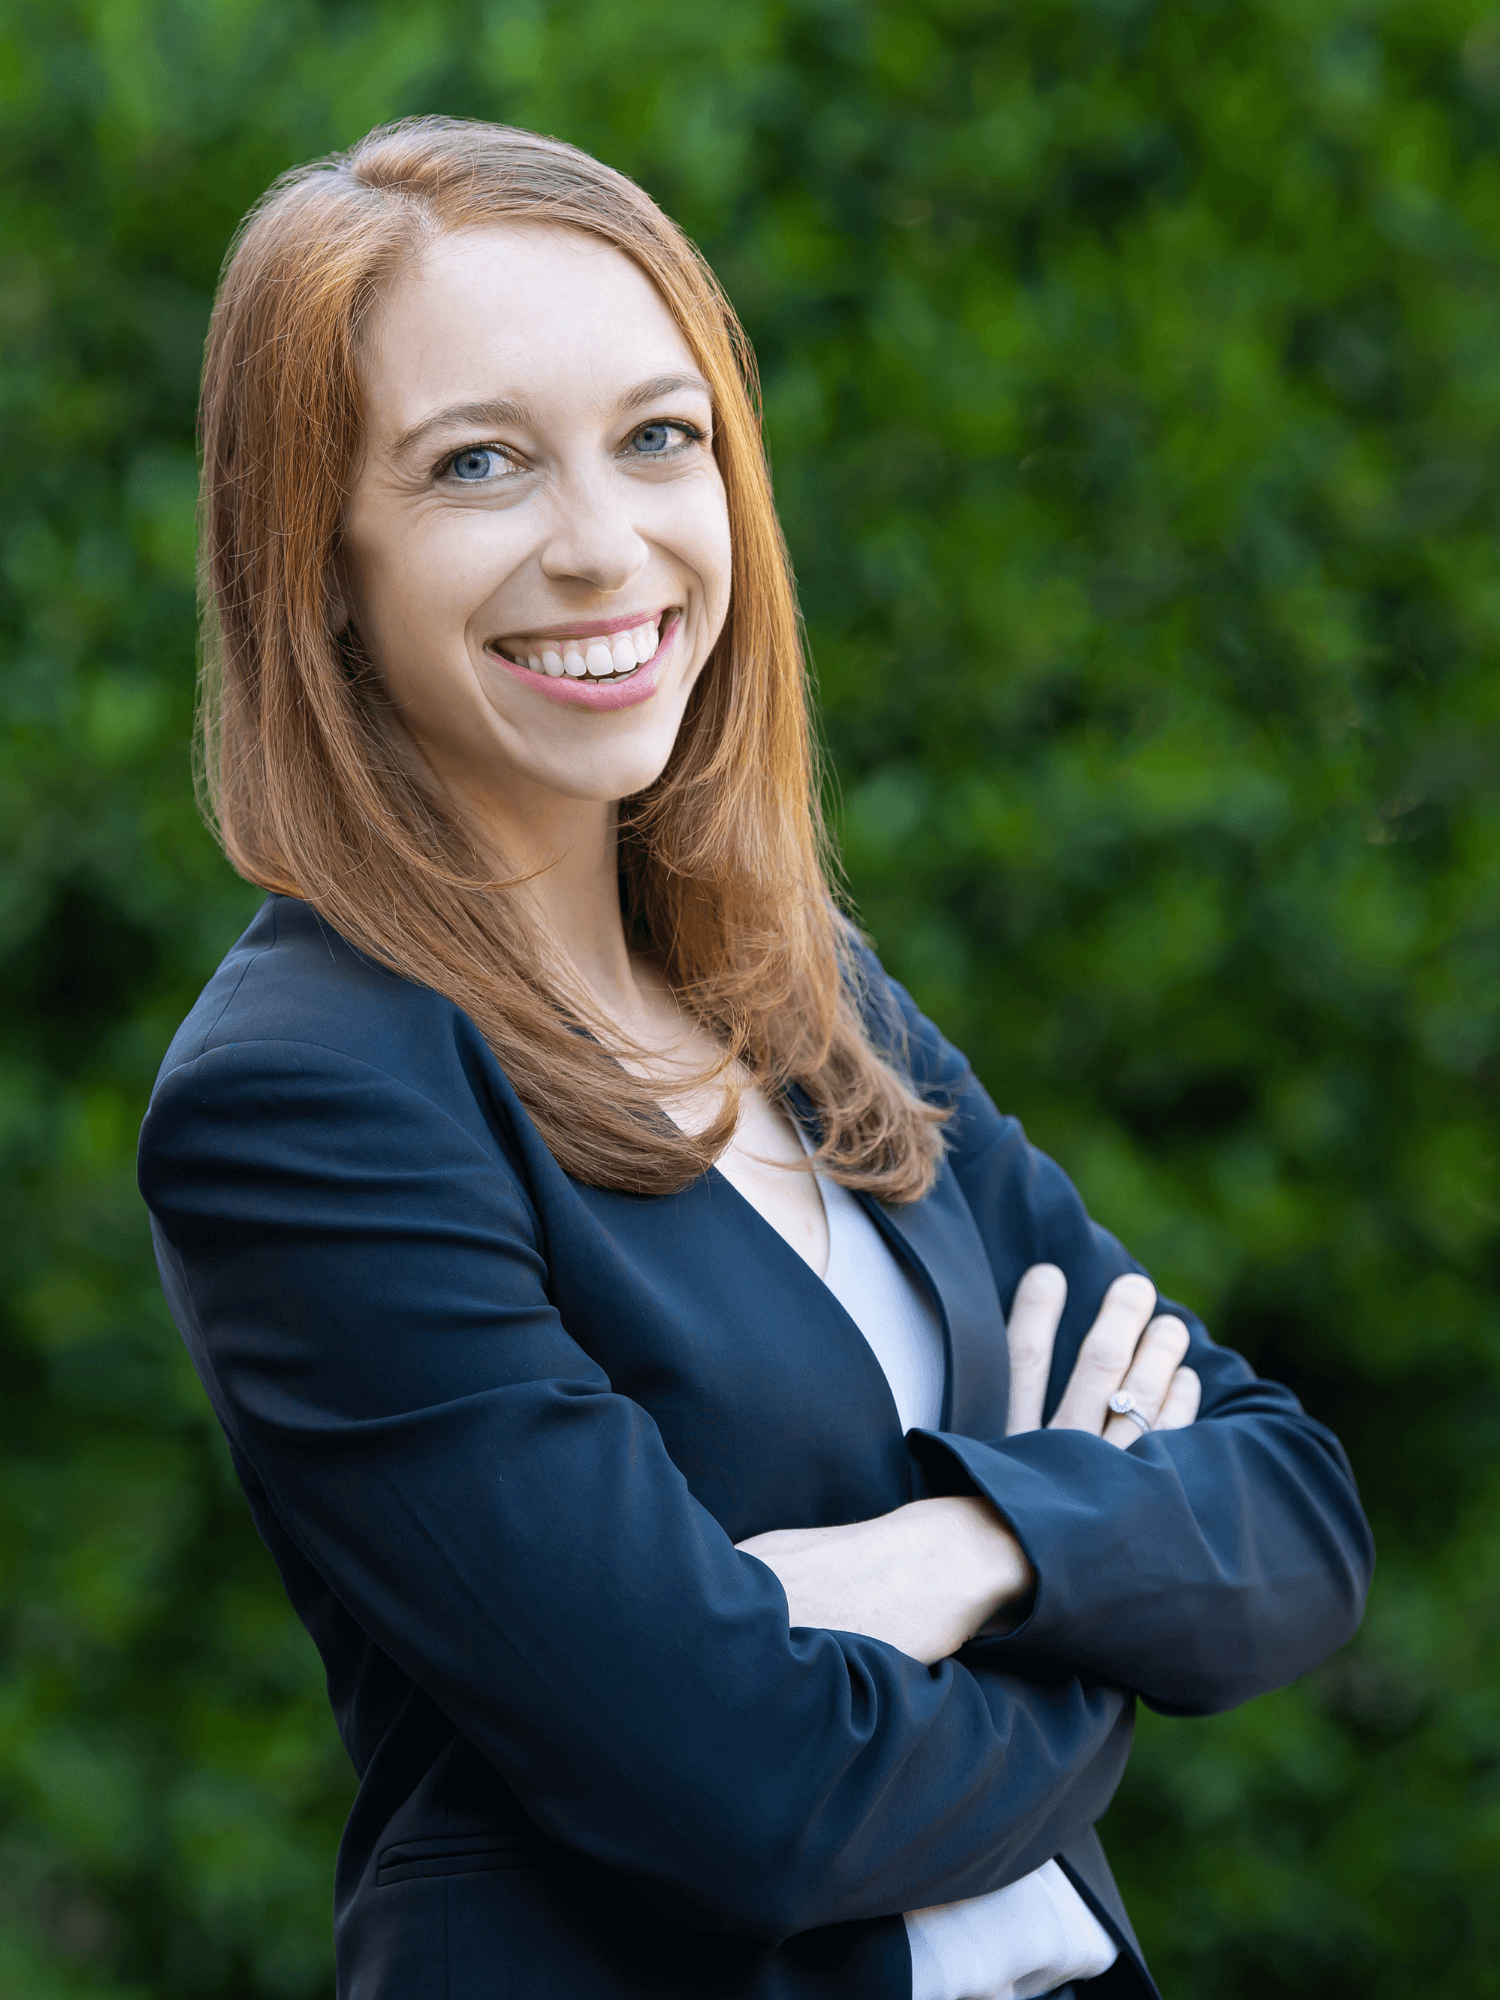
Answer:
[{"left": 197, "top": 115, "right": 946, "bottom": 1199}]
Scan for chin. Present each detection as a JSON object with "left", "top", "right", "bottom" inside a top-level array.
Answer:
[
  {"left": 531, "top": 696, "right": 697, "bottom": 799},
  {"left": 546, "top": 744, "right": 679, "bottom": 803}
]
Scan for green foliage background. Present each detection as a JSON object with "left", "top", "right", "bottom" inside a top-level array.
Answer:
[{"left": 2, "top": 0, "right": 1497, "bottom": 1993}]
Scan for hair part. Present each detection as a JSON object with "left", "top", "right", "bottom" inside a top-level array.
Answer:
[{"left": 197, "top": 115, "right": 947, "bottom": 1199}]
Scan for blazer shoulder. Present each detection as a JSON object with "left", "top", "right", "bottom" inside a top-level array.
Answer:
[
  {"left": 842, "top": 927, "right": 1005, "bottom": 1150},
  {"left": 151, "top": 894, "right": 498, "bottom": 1123}
]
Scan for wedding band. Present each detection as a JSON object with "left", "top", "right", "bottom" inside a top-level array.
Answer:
[{"left": 1107, "top": 1390, "right": 1152, "bottom": 1436}]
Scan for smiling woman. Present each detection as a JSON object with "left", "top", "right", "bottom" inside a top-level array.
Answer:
[
  {"left": 141, "top": 117, "right": 1373, "bottom": 2000},
  {"left": 340, "top": 230, "right": 728, "bottom": 791},
  {"left": 194, "top": 122, "right": 902, "bottom": 1201}
]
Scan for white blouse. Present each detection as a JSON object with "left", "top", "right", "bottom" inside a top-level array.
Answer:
[{"left": 809, "top": 1163, "right": 1119, "bottom": 2000}]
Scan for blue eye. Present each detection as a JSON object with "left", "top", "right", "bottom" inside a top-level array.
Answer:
[
  {"left": 448, "top": 447, "right": 507, "bottom": 482},
  {"left": 629, "top": 421, "right": 703, "bottom": 458}
]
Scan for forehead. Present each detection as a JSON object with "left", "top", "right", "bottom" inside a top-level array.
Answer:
[{"left": 359, "top": 224, "right": 700, "bottom": 429}]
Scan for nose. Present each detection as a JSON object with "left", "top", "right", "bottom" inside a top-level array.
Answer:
[{"left": 537, "top": 465, "right": 649, "bottom": 597}]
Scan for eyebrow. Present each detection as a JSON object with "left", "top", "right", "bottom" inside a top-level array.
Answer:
[
  {"left": 385, "top": 372, "right": 714, "bottom": 462},
  {"left": 615, "top": 371, "right": 713, "bottom": 414},
  {"left": 387, "top": 398, "right": 534, "bottom": 462}
]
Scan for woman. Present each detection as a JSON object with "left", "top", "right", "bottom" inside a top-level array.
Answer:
[{"left": 138, "top": 117, "right": 1373, "bottom": 2000}]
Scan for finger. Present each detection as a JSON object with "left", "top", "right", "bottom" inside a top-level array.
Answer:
[
  {"left": 1102, "top": 1315, "right": 1190, "bottom": 1447},
  {"left": 1005, "top": 1264, "right": 1067, "bottom": 1435},
  {"left": 1154, "top": 1365, "right": 1201, "bottom": 1432},
  {"left": 1048, "top": 1272, "right": 1157, "bottom": 1434}
]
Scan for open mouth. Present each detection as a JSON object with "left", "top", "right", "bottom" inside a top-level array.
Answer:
[{"left": 487, "top": 610, "right": 670, "bottom": 684}]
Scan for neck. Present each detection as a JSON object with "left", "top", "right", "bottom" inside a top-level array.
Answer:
[{"left": 459, "top": 776, "right": 640, "bottom": 1012}]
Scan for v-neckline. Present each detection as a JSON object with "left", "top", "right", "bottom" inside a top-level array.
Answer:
[
  {"left": 708, "top": 1109, "right": 833, "bottom": 1282},
  {"left": 701, "top": 1161, "right": 906, "bottom": 1432}
]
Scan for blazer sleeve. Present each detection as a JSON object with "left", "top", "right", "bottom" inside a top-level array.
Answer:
[
  {"left": 859, "top": 953, "right": 1375, "bottom": 1717},
  {"left": 139, "top": 1037, "right": 1135, "bottom": 1944}
]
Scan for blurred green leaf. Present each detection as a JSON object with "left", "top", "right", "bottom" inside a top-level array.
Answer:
[{"left": 2, "top": 0, "right": 1497, "bottom": 1994}]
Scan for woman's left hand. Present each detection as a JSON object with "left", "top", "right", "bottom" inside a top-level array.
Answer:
[
  {"left": 737, "top": 1267, "right": 1201, "bottom": 1663},
  {"left": 1004, "top": 1264, "right": 1201, "bottom": 1445}
]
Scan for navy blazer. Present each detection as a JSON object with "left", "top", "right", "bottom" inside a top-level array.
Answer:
[{"left": 138, "top": 895, "right": 1373, "bottom": 2000}]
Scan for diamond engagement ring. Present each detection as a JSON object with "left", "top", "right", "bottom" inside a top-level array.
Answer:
[{"left": 1107, "top": 1390, "right": 1152, "bottom": 1436}]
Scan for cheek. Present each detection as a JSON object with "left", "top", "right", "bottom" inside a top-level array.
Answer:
[
  {"left": 348, "top": 510, "right": 498, "bottom": 664},
  {"left": 675, "top": 476, "right": 733, "bottom": 623}
]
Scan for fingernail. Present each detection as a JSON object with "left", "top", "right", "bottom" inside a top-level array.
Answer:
[{"left": 1018, "top": 1263, "right": 1066, "bottom": 1295}]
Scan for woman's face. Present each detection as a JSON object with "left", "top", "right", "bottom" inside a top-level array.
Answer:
[{"left": 341, "top": 224, "right": 732, "bottom": 833}]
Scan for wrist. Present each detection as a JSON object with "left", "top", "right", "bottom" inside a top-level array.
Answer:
[{"left": 939, "top": 1495, "right": 1033, "bottom": 1633}]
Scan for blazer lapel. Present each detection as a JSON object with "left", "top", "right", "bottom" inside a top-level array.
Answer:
[
  {"left": 786, "top": 1088, "right": 1010, "bottom": 1440},
  {"left": 863, "top": 1166, "right": 1010, "bottom": 1440}
]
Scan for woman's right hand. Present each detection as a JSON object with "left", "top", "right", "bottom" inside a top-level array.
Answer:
[{"left": 1005, "top": 1265, "right": 1201, "bottom": 1445}]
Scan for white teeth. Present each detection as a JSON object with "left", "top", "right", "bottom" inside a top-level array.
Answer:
[{"left": 499, "top": 617, "right": 668, "bottom": 681}]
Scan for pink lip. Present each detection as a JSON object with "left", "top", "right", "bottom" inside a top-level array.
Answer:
[{"left": 485, "top": 610, "right": 681, "bottom": 711}]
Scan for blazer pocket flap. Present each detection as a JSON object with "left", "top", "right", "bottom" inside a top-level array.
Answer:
[{"left": 377, "top": 1831, "right": 550, "bottom": 1885}]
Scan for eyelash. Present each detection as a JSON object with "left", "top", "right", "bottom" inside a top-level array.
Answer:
[
  {"left": 638, "top": 419, "right": 707, "bottom": 452},
  {"left": 437, "top": 418, "right": 708, "bottom": 483}
]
